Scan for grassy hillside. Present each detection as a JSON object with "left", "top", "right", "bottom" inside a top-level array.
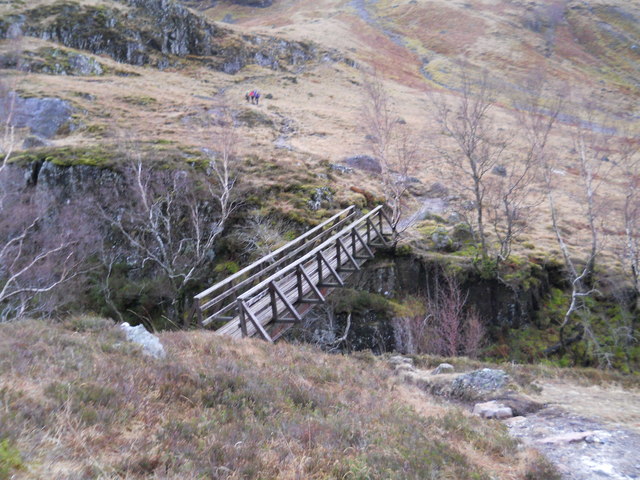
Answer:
[
  {"left": 0, "top": 317, "right": 555, "bottom": 479},
  {"left": 2, "top": 0, "right": 639, "bottom": 253},
  {"left": 0, "top": 0, "right": 638, "bottom": 368}
]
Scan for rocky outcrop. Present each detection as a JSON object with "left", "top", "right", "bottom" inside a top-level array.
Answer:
[
  {"left": 0, "top": 0, "right": 334, "bottom": 72},
  {"left": 0, "top": 0, "right": 219, "bottom": 67}
]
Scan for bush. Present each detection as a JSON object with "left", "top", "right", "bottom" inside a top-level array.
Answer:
[{"left": 0, "top": 439, "right": 23, "bottom": 479}]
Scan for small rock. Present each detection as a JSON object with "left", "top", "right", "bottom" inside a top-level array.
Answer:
[
  {"left": 120, "top": 322, "right": 166, "bottom": 359},
  {"left": 395, "top": 363, "right": 415, "bottom": 373},
  {"left": 585, "top": 434, "right": 605, "bottom": 444},
  {"left": 503, "top": 416, "right": 527, "bottom": 426},
  {"left": 431, "top": 227, "right": 453, "bottom": 251},
  {"left": 274, "top": 136, "right": 293, "bottom": 150},
  {"left": 432, "top": 363, "right": 454, "bottom": 375},
  {"left": 427, "top": 182, "right": 449, "bottom": 197},
  {"left": 22, "top": 135, "right": 51, "bottom": 149},
  {"left": 473, "top": 401, "right": 513, "bottom": 419}
]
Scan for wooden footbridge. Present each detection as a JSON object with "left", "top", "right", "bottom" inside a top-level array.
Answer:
[{"left": 192, "top": 206, "right": 395, "bottom": 342}]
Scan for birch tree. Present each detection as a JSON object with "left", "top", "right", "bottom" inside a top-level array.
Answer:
[
  {"left": 102, "top": 100, "right": 239, "bottom": 324},
  {"left": 431, "top": 67, "right": 508, "bottom": 257}
]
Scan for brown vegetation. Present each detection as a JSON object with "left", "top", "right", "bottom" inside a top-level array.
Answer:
[{"left": 1, "top": 317, "right": 540, "bottom": 479}]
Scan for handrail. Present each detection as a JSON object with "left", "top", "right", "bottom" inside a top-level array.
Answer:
[
  {"left": 195, "top": 206, "right": 355, "bottom": 300},
  {"left": 199, "top": 210, "right": 358, "bottom": 316},
  {"left": 238, "top": 206, "right": 386, "bottom": 303}
]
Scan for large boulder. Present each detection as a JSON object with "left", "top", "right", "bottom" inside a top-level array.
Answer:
[
  {"left": 1, "top": 94, "right": 72, "bottom": 138},
  {"left": 343, "top": 155, "right": 382, "bottom": 173}
]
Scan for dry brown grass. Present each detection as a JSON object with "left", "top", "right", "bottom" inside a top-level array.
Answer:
[
  {"left": 2, "top": 0, "right": 639, "bottom": 260},
  {"left": 0, "top": 316, "right": 546, "bottom": 479}
]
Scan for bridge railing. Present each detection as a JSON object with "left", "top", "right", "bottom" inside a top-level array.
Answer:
[
  {"left": 233, "top": 205, "right": 395, "bottom": 341},
  {"left": 192, "top": 206, "right": 357, "bottom": 327}
]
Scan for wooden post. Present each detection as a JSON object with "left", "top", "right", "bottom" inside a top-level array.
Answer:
[
  {"left": 269, "top": 282, "right": 279, "bottom": 322},
  {"left": 336, "top": 238, "right": 342, "bottom": 268},
  {"left": 195, "top": 298, "right": 204, "bottom": 327},
  {"left": 317, "top": 251, "right": 323, "bottom": 285},
  {"left": 351, "top": 228, "right": 357, "bottom": 257},
  {"left": 237, "top": 298, "right": 248, "bottom": 337},
  {"left": 296, "top": 266, "right": 304, "bottom": 301}
]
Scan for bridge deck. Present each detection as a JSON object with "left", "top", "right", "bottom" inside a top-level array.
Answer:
[{"left": 193, "top": 205, "right": 395, "bottom": 341}]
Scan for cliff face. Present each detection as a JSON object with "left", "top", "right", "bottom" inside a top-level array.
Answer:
[{"left": 0, "top": 0, "right": 323, "bottom": 72}]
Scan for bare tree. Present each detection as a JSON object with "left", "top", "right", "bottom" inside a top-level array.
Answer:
[
  {"left": 101, "top": 100, "right": 239, "bottom": 324},
  {"left": 230, "top": 212, "right": 294, "bottom": 263},
  {"left": 362, "top": 72, "right": 421, "bottom": 234},
  {"left": 619, "top": 136, "right": 640, "bottom": 294},
  {"left": 0, "top": 83, "right": 81, "bottom": 320},
  {"left": 544, "top": 98, "right": 612, "bottom": 354},
  {"left": 486, "top": 71, "right": 563, "bottom": 263},
  {"left": 431, "top": 66, "right": 508, "bottom": 257}
]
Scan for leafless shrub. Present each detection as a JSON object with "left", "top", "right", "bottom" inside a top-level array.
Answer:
[
  {"left": 487, "top": 70, "right": 563, "bottom": 264},
  {"left": 229, "top": 211, "right": 294, "bottom": 263},
  {"left": 395, "top": 274, "right": 485, "bottom": 357}
]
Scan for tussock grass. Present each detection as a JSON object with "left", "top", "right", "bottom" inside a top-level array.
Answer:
[{"left": 0, "top": 317, "right": 540, "bottom": 478}]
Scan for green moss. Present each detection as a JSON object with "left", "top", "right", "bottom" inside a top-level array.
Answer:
[
  {"left": 331, "top": 289, "right": 392, "bottom": 315},
  {"left": 214, "top": 260, "right": 240, "bottom": 275},
  {"left": 395, "top": 244, "right": 412, "bottom": 256},
  {"left": 84, "top": 124, "right": 107, "bottom": 136},
  {"left": 10, "top": 146, "right": 115, "bottom": 168}
]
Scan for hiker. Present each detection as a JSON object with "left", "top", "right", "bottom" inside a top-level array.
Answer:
[
  {"left": 254, "top": 90, "right": 260, "bottom": 105},
  {"left": 245, "top": 91, "right": 251, "bottom": 103}
]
